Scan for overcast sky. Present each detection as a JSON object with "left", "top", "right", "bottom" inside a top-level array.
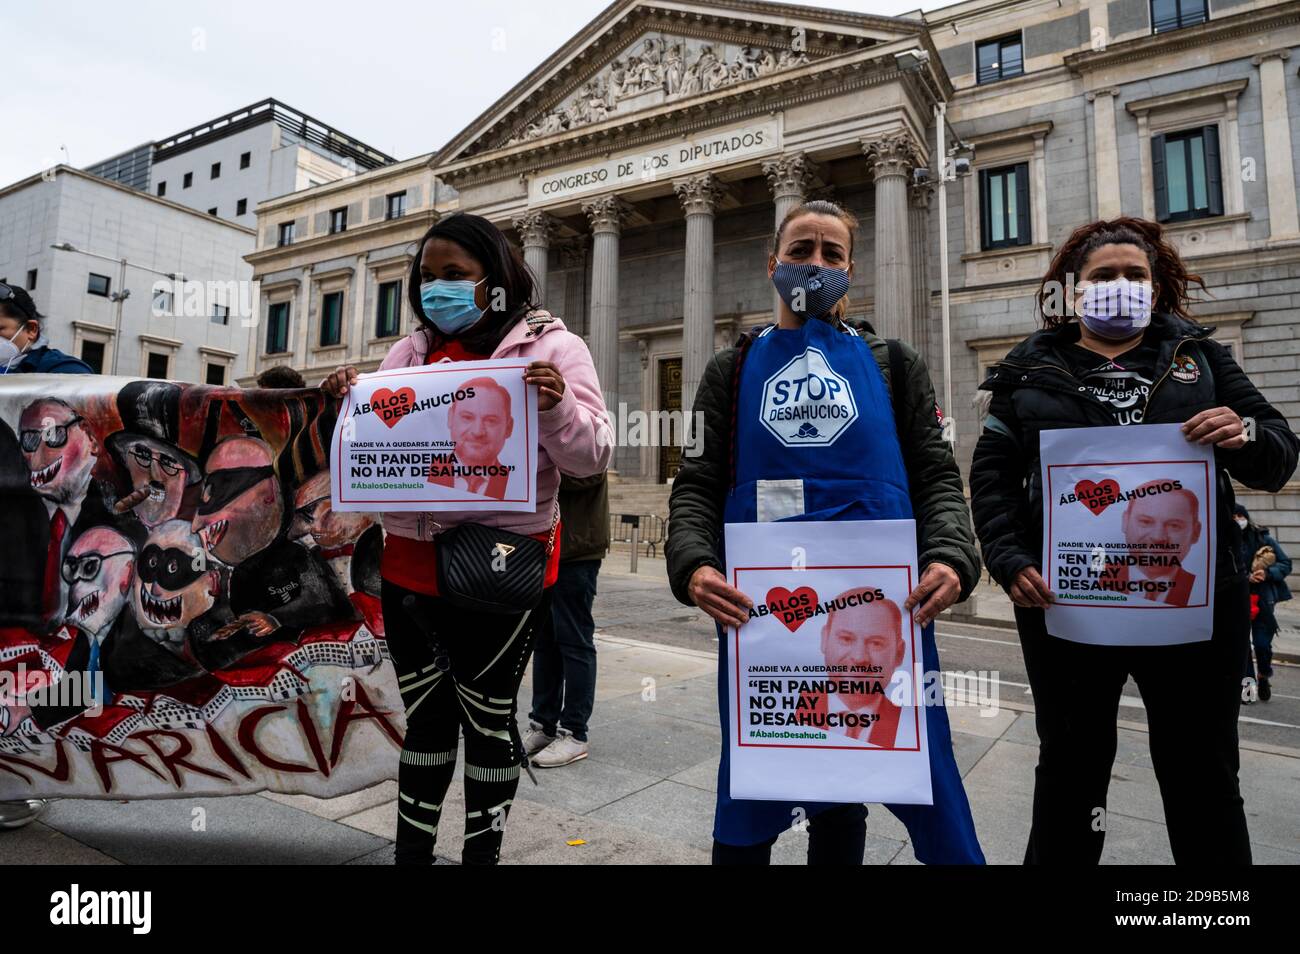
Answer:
[{"left": 4, "top": 0, "right": 947, "bottom": 186}]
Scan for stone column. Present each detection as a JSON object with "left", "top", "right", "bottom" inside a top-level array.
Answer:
[
  {"left": 582, "top": 195, "right": 629, "bottom": 412},
  {"left": 763, "top": 154, "right": 824, "bottom": 319},
  {"left": 674, "top": 173, "right": 725, "bottom": 407},
  {"left": 1253, "top": 50, "right": 1299, "bottom": 239},
  {"left": 908, "top": 181, "right": 934, "bottom": 366},
  {"left": 1087, "top": 88, "right": 1122, "bottom": 220},
  {"left": 513, "top": 211, "right": 557, "bottom": 304},
  {"left": 863, "top": 134, "right": 922, "bottom": 342}
]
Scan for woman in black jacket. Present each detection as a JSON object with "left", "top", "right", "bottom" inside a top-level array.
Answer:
[{"left": 970, "top": 217, "right": 1298, "bottom": 865}]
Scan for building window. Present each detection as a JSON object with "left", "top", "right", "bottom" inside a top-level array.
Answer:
[
  {"left": 80, "top": 340, "right": 105, "bottom": 374},
  {"left": 210, "top": 162, "right": 221, "bottom": 179},
  {"left": 386, "top": 192, "right": 406, "bottom": 220},
  {"left": 376, "top": 280, "right": 402, "bottom": 338},
  {"left": 152, "top": 289, "right": 174, "bottom": 316},
  {"left": 157, "top": 181, "right": 167, "bottom": 197},
  {"left": 25, "top": 269, "right": 36, "bottom": 291},
  {"left": 183, "top": 172, "right": 193, "bottom": 189},
  {"left": 236, "top": 198, "right": 247, "bottom": 216},
  {"left": 240, "top": 151, "right": 251, "bottom": 169},
  {"left": 205, "top": 362, "right": 226, "bottom": 386},
  {"left": 976, "top": 33, "right": 1023, "bottom": 84},
  {"left": 1151, "top": 0, "right": 1208, "bottom": 34},
  {"left": 146, "top": 352, "right": 169, "bottom": 379},
  {"left": 330, "top": 207, "right": 348, "bottom": 234},
  {"left": 211, "top": 304, "right": 230, "bottom": 325},
  {"left": 87, "top": 273, "right": 111, "bottom": 297},
  {"left": 266, "top": 302, "right": 291, "bottom": 354},
  {"left": 207, "top": 207, "right": 218, "bottom": 217},
  {"left": 1154, "top": 126, "right": 1223, "bottom": 222},
  {"left": 979, "top": 162, "right": 1031, "bottom": 250},
  {"left": 320, "top": 291, "right": 343, "bottom": 347},
  {"left": 277, "top": 221, "right": 296, "bottom": 246}
]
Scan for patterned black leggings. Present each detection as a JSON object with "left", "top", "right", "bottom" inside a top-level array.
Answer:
[{"left": 381, "top": 579, "right": 549, "bottom": 865}]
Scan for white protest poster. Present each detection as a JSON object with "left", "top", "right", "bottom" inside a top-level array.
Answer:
[
  {"left": 330, "top": 360, "right": 538, "bottom": 513},
  {"left": 1040, "top": 423, "right": 1216, "bottom": 646},
  {"left": 723, "top": 520, "right": 932, "bottom": 805}
]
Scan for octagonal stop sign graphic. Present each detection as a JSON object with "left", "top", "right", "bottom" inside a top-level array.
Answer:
[{"left": 759, "top": 346, "right": 859, "bottom": 447}]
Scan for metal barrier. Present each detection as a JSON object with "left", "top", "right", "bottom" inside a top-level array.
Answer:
[{"left": 608, "top": 513, "right": 667, "bottom": 572}]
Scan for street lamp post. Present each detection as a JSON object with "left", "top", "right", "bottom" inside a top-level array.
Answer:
[{"left": 50, "top": 243, "right": 178, "bottom": 376}]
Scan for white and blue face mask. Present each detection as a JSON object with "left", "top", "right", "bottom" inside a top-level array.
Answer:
[
  {"left": 419, "top": 277, "right": 487, "bottom": 335},
  {"left": 771, "top": 262, "right": 851, "bottom": 321},
  {"left": 1076, "top": 278, "right": 1153, "bottom": 340}
]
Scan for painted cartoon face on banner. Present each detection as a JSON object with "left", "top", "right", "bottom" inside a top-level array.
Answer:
[
  {"left": 193, "top": 437, "right": 283, "bottom": 564},
  {"left": 0, "top": 375, "right": 399, "bottom": 801},
  {"left": 132, "top": 519, "right": 219, "bottom": 633},
  {"left": 290, "top": 470, "right": 373, "bottom": 551},
  {"left": 20, "top": 398, "right": 98, "bottom": 503},
  {"left": 759, "top": 347, "right": 858, "bottom": 447},
  {"left": 63, "top": 526, "right": 136, "bottom": 636}
]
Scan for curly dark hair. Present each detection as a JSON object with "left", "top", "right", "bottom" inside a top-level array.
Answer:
[{"left": 1037, "top": 217, "right": 1208, "bottom": 326}]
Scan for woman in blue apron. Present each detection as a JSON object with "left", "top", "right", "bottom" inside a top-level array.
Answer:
[{"left": 666, "top": 200, "right": 985, "bottom": 864}]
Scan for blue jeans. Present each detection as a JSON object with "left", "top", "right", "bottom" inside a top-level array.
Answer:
[{"left": 529, "top": 559, "right": 600, "bottom": 742}]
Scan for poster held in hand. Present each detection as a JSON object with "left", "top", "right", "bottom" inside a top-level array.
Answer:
[
  {"left": 330, "top": 360, "right": 538, "bottom": 513},
  {"left": 724, "top": 519, "right": 932, "bottom": 805},
  {"left": 1040, "top": 423, "right": 1216, "bottom": 646}
]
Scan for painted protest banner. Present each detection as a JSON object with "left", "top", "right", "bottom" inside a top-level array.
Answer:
[
  {"left": 330, "top": 360, "right": 538, "bottom": 513},
  {"left": 0, "top": 374, "right": 403, "bottom": 799},
  {"left": 724, "top": 520, "right": 932, "bottom": 805},
  {"left": 1040, "top": 423, "right": 1216, "bottom": 646}
]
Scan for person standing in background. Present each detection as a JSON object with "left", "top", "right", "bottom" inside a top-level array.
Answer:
[
  {"left": 525, "top": 472, "right": 610, "bottom": 767},
  {"left": 0, "top": 283, "right": 90, "bottom": 832},
  {"left": 1235, "top": 503, "right": 1291, "bottom": 704}
]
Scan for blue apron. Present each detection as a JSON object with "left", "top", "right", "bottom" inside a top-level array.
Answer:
[{"left": 716, "top": 317, "right": 985, "bottom": 864}]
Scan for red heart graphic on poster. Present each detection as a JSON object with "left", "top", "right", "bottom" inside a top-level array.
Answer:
[
  {"left": 1075, "top": 478, "right": 1121, "bottom": 515},
  {"left": 765, "top": 586, "right": 818, "bottom": 633},
  {"left": 371, "top": 387, "right": 417, "bottom": 429}
]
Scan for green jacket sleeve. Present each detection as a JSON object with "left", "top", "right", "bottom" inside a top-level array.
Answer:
[
  {"left": 890, "top": 342, "right": 983, "bottom": 600},
  {"left": 666, "top": 349, "right": 734, "bottom": 606}
]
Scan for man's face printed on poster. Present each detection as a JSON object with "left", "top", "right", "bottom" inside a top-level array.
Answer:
[
  {"left": 193, "top": 437, "right": 283, "bottom": 565},
  {"left": 121, "top": 437, "right": 190, "bottom": 528},
  {"left": 1121, "top": 485, "right": 1201, "bottom": 580},
  {"left": 289, "top": 470, "right": 373, "bottom": 550},
  {"left": 819, "top": 596, "right": 905, "bottom": 709},
  {"left": 64, "top": 526, "right": 136, "bottom": 637},
  {"left": 19, "top": 398, "right": 98, "bottom": 505},
  {"left": 132, "top": 519, "right": 218, "bottom": 631},
  {"left": 447, "top": 380, "right": 513, "bottom": 467}
]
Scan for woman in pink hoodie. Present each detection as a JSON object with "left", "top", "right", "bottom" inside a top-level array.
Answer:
[{"left": 321, "top": 213, "right": 611, "bottom": 865}]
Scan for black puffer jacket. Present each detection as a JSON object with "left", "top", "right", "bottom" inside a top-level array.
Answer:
[
  {"left": 970, "top": 313, "right": 1299, "bottom": 592},
  {"left": 666, "top": 324, "right": 980, "bottom": 607}
]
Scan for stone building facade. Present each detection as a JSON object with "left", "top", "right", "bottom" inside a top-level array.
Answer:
[{"left": 245, "top": 0, "right": 1300, "bottom": 545}]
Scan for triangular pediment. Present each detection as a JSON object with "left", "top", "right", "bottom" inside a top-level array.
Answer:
[{"left": 438, "top": 0, "right": 923, "bottom": 166}]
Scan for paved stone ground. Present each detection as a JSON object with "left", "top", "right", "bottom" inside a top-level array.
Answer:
[{"left": 4, "top": 561, "right": 1297, "bottom": 865}]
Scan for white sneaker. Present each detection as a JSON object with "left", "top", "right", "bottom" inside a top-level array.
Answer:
[
  {"left": 1241, "top": 677, "right": 1259, "bottom": 705},
  {"left": 0, "top": 799, "right": 47, "bottom": 831},
  {"left": 522, "top": 721, "right": 555, "bottom": 757},
  {"left": 532, "top": 730, "right": 589, "bottom": 768}
]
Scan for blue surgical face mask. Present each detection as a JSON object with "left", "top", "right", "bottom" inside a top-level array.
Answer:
[
  {"left": 771, "top": 262, "right": 852, "bottom": 321},
  {"left": 420, "top": 278, "right": 487, "bottom": 335}
]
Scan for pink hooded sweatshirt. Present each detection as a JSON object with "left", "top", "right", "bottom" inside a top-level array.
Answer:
[{"left": 377, "top": 309, "right": 613, "bottom": 541}]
